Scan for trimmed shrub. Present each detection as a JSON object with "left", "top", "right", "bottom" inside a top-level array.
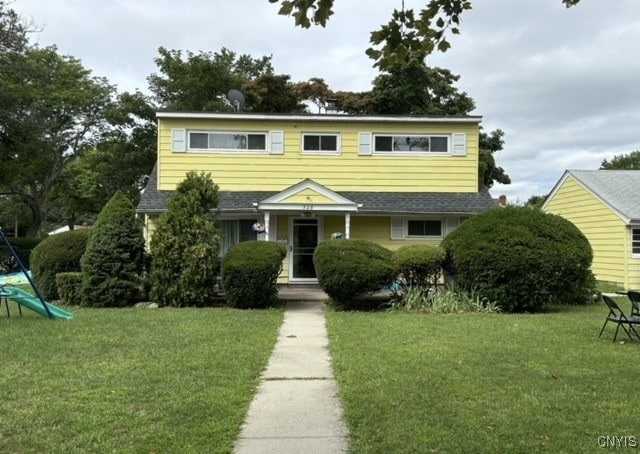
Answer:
[
  {"left": 80, "top": 191, "right": 144, "bottom": 307},
  {"left": 442, "top": 206, "right": 596, "bottom": 313},
  {"left": 0, "top": 237, "right": 42, "bottom": 273},
  {"left": 313, "top": 239, "right": 396, "bottom": 305},
  {"left": 150, "top": 172, "right": 219, "bottom": 307},
  {"left": 56, "top": 272, "right": 83, "bottom": 306},
  {"left": 394, "top": 244, "right": 445, "bottom": 292},
  {"left": 221, "top": 240, "right": 286, "bottom": 308},
  {"left": 30, "top": 229, "right": 90, "bottom": 300}
]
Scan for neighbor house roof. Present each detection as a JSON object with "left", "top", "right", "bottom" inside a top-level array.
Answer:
[
  {"left": 548, "top": 170, "right": 640, "bottom": 224},
  {"left": 137, "top": 164, "right": 495, "bottom": 216}
]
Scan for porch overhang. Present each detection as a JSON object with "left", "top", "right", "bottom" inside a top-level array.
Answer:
[{"left": 256, "top": 179, "right": 359, "bottom": 213}]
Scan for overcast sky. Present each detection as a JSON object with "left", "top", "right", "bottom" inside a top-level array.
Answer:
[{"left": 11, "top": 0, "right": 640, "bottom": 203}]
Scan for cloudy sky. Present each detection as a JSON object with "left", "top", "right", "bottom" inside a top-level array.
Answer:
[{"left": 11, "top": 0, "right": 640, "bottom": 203}]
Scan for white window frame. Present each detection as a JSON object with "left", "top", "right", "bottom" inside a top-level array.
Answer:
[
  {"left": 632, "top": 227, "right": 640, "bottom": 258},
  {"left": 301, "top": 133, "right": 341, "bottom": 155},
  {"left": 187, "top": 130, "right": 269, "bottom": 153},
  {"left": 373, "top": 134, "right": 451, "bottom": 156}
]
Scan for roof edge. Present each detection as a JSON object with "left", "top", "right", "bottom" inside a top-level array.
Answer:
[{"left": 156, "top": 111, "right": 483, "bottom": 124}]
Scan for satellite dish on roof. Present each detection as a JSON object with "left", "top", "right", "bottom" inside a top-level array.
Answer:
[{"left": 227, "top": 89, "right": 246, "bottom": 111}]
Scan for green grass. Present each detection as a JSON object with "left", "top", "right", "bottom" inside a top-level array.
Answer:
[
  {"left": 0, "top": 306, "right": 283, "bottom": 453},
  {"left": 327, "top": 302, "right": 640, "bottom": 453}
]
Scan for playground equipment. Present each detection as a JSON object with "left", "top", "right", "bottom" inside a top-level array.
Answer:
[{"left": 0, "top": 227, "right": 74, "bottom": 320}]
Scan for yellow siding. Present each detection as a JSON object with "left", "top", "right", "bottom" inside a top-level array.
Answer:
[
  {"left": 143, "top": 215, "right": 158, "bottom": 251},
  {"left": 158, "top": 118, "right": 479, "bottom": 193},
  {"left": 350, "top": 216, "right": 441, "bottom": 249},
  {"left": 544, "top": 176, "right": 627, "bottom": 285}
]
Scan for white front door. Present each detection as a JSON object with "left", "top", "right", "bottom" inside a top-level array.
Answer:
[{"left": 290, "top": 218, "right": 321, "bottom": 282}]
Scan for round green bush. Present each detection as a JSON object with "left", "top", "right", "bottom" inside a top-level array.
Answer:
[
  {"left": 313, "top": 239, "right": 396, "bottom": 305},
  {"left": 441, "top": 206, "right": 595, "bottom": 313},
  {"left": 394, "top": 244, "right": 445, "bottom": 291},
  {"left": 221, "top": 240, "right": 286, "bottom": 308},
  {"left": 30, "top": 229, "right": 90, "bottom": 300},
  {"left": 55, "top": 272, "right": 83, "bottom": 306}
]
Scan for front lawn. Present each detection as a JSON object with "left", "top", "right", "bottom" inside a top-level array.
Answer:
[
  {"left": 327, "top": 303, "right": 640, "bottom": 453},
  {"left": 0, "top": 306, "right": 283, "bottom": 453}
]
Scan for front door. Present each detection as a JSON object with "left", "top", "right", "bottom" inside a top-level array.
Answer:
[{"left": 291, "top": 218, "right": 319, "bottom": 281}]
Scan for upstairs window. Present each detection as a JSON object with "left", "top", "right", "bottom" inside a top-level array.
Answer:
[
  {"left": 189, "top": 131, "right": 267, "bottom": 152},
  {"left": 302, "top": 133, "right": 339, "bottom": 154},
  {"left": 374, "top": 134, "right": 449, "bottom": 153}
]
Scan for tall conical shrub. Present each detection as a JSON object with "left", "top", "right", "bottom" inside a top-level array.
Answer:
[
  {"left": 80, "top": 191, "right": 144, "bottom": 307},
  {"left": 150, "top": 171, "right": 219, "bottom": 307}
]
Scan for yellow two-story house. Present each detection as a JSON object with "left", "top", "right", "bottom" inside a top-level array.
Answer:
[{"left": 137, "top": 112, "right": 495, "bottom": 283}]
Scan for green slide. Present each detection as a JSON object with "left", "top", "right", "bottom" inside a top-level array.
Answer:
[{"left": 0, "top": 286, "right": 74, "bottom": 320}]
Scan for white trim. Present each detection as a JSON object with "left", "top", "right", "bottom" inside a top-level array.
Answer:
[
  {"left": 171, "top": 128, "right": 186, "bottom": 152},
  {"left": 452, "top": 133, "right": 467, "bottom": 156},
  {"left": 157, "top": 111, "right": 483, "bottom": 124},
  {"left": 301, "top": 132, "right": 341, "bottom": 155},
  {"left": 358, "top": 132, "right": 372, "bottom": 156},
  {"left": 269, "top": 131, "right": 284, "bottom": 155},
  {"left": 258, "top": 179, "right": 358, "bottom": 212}
]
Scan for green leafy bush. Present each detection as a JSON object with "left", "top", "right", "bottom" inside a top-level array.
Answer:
[
  {"left": 80, "top": 191, "right": 144, "bottom": 307},
  {"left": 221, "top": 240, "right": 286, "bottom": 308},
  {"left": 442, "top": 206, "right": 596, "bottom": 313},
  {"left": 389, "top": 286, "right": 500, "bottom": 314},
  {"left": 394, "top": 244, "right": 445, "bottom": 292},
  {"left": 29, "top": 229, "right": 90, "bottom": 300},
  {"left": 150, "top": 172, "right": 219, "bottom": 307},
  {"left": 0, "top": 237, "right": 42, "bottom": 272},
  {"left": 313, "top": 239, "right": 396, "bottom": 305},
  {"left": 55, "top": 272, "right": 83, "bottom": 306}
]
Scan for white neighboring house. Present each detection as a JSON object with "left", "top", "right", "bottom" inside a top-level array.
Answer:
[{"left": 47, "top": 225, "right": 89, "bottom": 236}]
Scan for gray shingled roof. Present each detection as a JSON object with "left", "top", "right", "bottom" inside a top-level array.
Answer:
[
  {"left": 569, "top": 170, "right": 640, "bottom": 223},
  {"left": 137, "top": 164, "right": 495, "bottom": 215}
]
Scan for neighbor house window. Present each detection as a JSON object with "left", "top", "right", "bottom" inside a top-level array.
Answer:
[
  {"left": 407, "top": 220, "right": 443, "bottom": 237},
  {"left": 633, "top": 228, "right": 640, "bottom": 256},
  {"left": 219, "top": 219, "right": 258, "bottom": 256},
  {"left": 189, "top": 131, "right": 267, "bottom": 151},
  {"left": 302, "top": 133, "right": 339, "bottom": 154},
  {"left": 374, "top": 134, "right": 449, "bottom": 153}
]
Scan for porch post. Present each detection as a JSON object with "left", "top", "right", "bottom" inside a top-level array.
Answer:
[
  {"left": 264, "top": 211, "right": 270, "bottom": 241},
  {"left": 345, "top": 213, "right": 351, "bottom": 239}
]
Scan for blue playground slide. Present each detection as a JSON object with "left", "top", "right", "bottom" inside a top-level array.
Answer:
[{"left": 0, "top": 286, "right": 75, "bottom": 320}]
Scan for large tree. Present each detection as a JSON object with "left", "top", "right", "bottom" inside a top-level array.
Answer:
[
  {"left": 0, "top": 44, "right": 113, "bottom": 236},
  {"left": 243, "top": 74, "right": 307, "bottom": 113},
  {"left": 371, "top": 55, "right": 475, "bottom": 115},
  {"left": 268, "top": 0, "right": 580, "bottom": 68},
  {"left": 600, "top": 150, "right": 640, "bottom": 170},
  {"left": 148, "top": 47, "right": 274, "bottom": 111}
]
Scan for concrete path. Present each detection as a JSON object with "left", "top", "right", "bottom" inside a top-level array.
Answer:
[{"left": 234, "top": 300, "right": 349, "bottom": 454}]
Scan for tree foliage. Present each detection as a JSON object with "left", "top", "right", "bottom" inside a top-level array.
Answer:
[
  {"left": 150, "top": 172, "right": 220, "bottom": 307},
  {"left": 0, "top": 40, "right": 113, "bottom": 235},
  {"left": 371, "top": 56, "right": 475, "bottom": 115},
  {"left": 268, "top": 0, "right": 581, "bottom": 67},
  {"left": 148, "top": 47, "right": 274, "bottom": 111},
  {"left": 478, "top": 128, "right": 510, "bottom": 189},
  {"left": 80, "top": 191, "right": 144, "bottom": 307},
  {"left": 243, "top": 74, "right": 306, "bottom": 113},
  {"left": 600, "top": 150, "right": 640, "bottom": 170}
]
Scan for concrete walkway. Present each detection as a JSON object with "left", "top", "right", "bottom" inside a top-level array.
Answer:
[{"left": 234, "top": 300, "right": 349, "bottom": 453}]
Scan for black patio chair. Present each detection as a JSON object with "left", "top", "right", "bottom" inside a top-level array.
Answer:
[
  {"left": 599, "top": 295, "right": 640, "bottom": 342},
  {"left": 627, "top": 290, "right": 640, "bottom": 318}
]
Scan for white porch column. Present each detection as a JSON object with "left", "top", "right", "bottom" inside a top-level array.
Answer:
[
  {"left": 264, "top": 211, "right": 270, "bottom": 241},
  {"left": 345, "top": 213, "right": 351, "bottom": 239}
]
